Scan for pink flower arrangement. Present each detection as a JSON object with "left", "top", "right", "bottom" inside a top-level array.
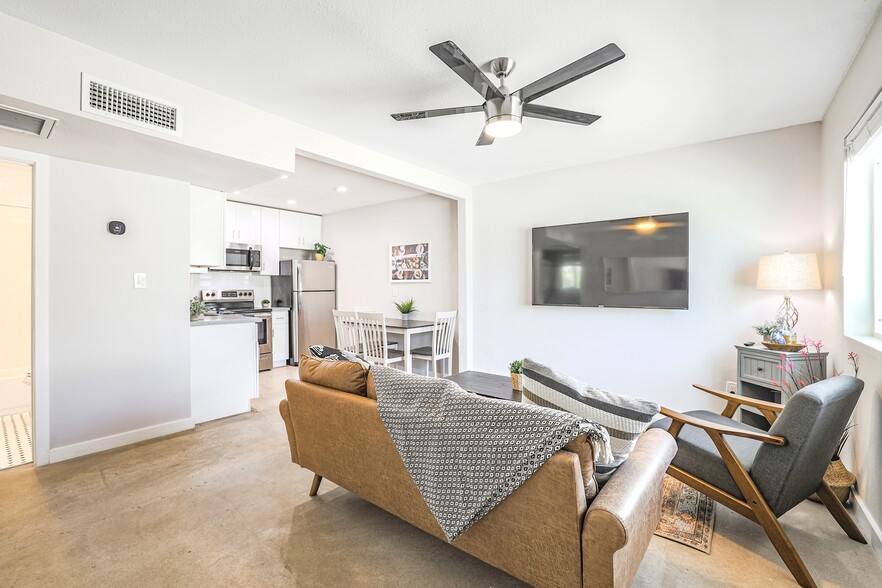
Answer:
[{"left": 773, "top": 337, "right": 825, "bottom": 398}]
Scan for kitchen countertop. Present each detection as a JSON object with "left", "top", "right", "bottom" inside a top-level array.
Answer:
[{"left": 190, "top": 314, "right": 263, "bottom": 327}]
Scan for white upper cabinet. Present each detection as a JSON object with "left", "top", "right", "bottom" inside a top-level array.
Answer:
[
  {"left": 260, "top": 207, "right": 280, "bottom": 276},
  {"left": 279, "top": 210, "right": 322, "bottom": 250},
  {"left": 300, "top": 214, "right": 322, "bottom": 249},
  {"left": 190, "top": 186, "right": 225, "bottom": 267},
  {"left": 225, "top": 201, "right": 262, "bottom": 244}
]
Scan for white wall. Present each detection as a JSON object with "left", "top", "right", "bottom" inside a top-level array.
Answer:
[
  {"left": 820, "top": 10, "right": 882, "bottom": 554},
  {"left": 322, "top": 194, "right": 459, "bottom": 363},
  {"left": 48, "top": 158, "right": 191, "bottom": 452},
  {"left": 472, "top": 123, "right": 825, "bottom": 410}
]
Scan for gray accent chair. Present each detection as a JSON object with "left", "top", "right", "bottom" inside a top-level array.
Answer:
[{"left": 649, "top": 376, "right": 866, "bottom": 588}]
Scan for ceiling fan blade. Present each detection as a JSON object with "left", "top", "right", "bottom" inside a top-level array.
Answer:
[
  {"left": 475, "top": 128, "right": 495, "bottom": 146},
  {"left": 523, "top": 104, "right": 600, "bottom": 126},
  {"left": 430, "top": 41, "right": 503, "bottom": 101},
  {"left": 391, "top": 105, "right": 484, "bottom": 121},
  {"left": 516, "top": 43, "right": 625, "bottom": 103}
]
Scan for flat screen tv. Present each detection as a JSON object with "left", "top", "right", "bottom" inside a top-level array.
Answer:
[{"left": 532, "top": 212, "right": 689, "bottom": 309}]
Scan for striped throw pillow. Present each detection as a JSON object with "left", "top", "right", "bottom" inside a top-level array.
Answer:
[{"left": 522, "top": 358, "right": 660, "bottom": 484}]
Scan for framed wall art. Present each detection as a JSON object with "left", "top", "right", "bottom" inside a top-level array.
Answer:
[{"left": 390, "top": 242, "right": 430, "bottom": 282}]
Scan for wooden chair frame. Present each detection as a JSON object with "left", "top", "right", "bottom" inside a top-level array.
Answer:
[{"left": 662, "top": 385, "right": 866, "bottom": 588}]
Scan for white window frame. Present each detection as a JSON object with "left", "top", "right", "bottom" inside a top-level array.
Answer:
[{"left": 875, "top": 157, "right": 882, "bottom": 337}]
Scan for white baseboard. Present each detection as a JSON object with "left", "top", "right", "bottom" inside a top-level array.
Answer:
[
  {"left": 48, "top": 418, "right": 194, "bottom": 463},
  {"left": 852, "top": 490, "right": 882, "bottom": 565}
]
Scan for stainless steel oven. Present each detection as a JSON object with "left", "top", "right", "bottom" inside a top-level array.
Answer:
[{"left": 243, "top": 310, "right": 273, "bottom": 371}]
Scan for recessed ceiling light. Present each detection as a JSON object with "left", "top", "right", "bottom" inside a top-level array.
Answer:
[
  {"left": 287, "top": 199, "right": 297, "bottom": 205},
  {"left": 335, "top": 185, "right": 348, "bottom": 193},
  {"left": 232, "top": 190, "right": 241, "bottom": 195},
  {"left": 280, "top": 174, "right": 289, "bottom": 180}
]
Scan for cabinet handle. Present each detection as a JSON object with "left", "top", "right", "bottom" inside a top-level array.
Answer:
[{"left": 756, "top": 367, "right": 763, "bottom": 372}]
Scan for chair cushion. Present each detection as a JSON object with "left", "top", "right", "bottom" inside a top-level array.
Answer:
[
  {"left": 648, "top": 410, "right": 764, "bottom": 500},
  {"left": 410, "top": 346, "right": 433, "bottom": 357},
  {"left": 521, "top": 358, "right": 660, "bottom": 484},
  {"left": 298, "top": 354, "right": 369, "bottom": 397}
]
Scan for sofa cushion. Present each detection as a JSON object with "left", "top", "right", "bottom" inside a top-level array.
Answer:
[
  {"left": 298, "top": 354, "right": 369, "bottom": 397},
  {"left": 522, "top": 358, "right": 660, "bottom": 484},
  {"left": 309, "top": 344, "right": 371, "bottom": 367}
]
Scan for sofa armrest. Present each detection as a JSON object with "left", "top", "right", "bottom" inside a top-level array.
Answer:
[
  {"left": 582, "top": 428, "right": 676, "bottom": 588},
  {"left": 279, "top": 397, "right": 300, "bottom": 464}
]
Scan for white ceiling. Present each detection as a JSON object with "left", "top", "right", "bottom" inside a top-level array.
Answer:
[
  {"left": 0, "top": 96, "right": 423, "bottom": 215},
  {"left": 233, "top": 156, "right": 427, "bottom": 215},
  {"left": 1, "top": 1, "right": 879, "bottom": 185}
]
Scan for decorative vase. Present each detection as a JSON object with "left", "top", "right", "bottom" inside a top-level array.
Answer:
[
  {"left": 315, "top": 253, "right": 325, "bottom": 261},
  {"left": 808, "top": 458, "right": 856, "bottom": 504},
  {"left": 510, "top": 373, "right": 523, "bottom": 391},
  {"left": 190, "top": 314, "right": 203, "bottom": 322},
  {"left": 261, "top": 302, "right": 270, "bottom": 309},
  {"left": 763, "top": 335, "right": 771, "bottom": 343},
  {"left": 401, "top": 312, "right": 413, "bottom": 321}
]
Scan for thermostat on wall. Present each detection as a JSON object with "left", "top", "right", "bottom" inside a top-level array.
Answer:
[{"left": 108, "top": 221, "right": 126, "bottom": 235}]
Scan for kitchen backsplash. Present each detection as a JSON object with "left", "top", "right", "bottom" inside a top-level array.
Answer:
[{"left": 190, "top": 272, "right": 272, "bottom": 305}]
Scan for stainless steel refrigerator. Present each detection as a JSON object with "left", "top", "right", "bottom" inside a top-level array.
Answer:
[{"left": 271, "top": 260, "right": 337, "bottom": 365}]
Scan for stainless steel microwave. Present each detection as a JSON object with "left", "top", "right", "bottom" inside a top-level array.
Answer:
[{"left": 211, "top": 244, "right": 261, "bottom": 272}]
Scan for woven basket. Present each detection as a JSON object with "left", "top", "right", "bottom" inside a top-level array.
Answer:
[
  {"left": 510, "top": 373, "right": 523, "bottom": 392},
  {"left": 808, "top": 459, "right": 855, "bottom": 504}
]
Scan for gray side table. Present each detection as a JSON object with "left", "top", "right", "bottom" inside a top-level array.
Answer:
[{"left": 735, "top": 344, "right": 828, "bottom": 431}]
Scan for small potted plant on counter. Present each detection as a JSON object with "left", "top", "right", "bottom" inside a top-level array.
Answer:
[
  {"left": 261, "top": 298, "right": 271, "bottom": 309},
  {"left": 314, "top": 242, "right": 328, "bottom": 261},
  {"left": 394, "top": 297, "right": 417, "bottom": 320},
  {"left": 509, "top": 359, "right": 524, "bottom": 391},
  {"left": 190, "top": 297, "right": 208, "bottom": 321}
]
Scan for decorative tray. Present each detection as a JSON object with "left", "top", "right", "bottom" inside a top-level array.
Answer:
[{"left": 761, "top": 342, "right": 806, "bottom": 352}]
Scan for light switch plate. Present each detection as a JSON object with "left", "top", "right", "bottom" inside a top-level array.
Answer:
[
  {"left": 133, "top": 272, "right": 147, "bottom": 289},
  {"left": 392, "top": 286, "right": 399, "bottom": 297}
]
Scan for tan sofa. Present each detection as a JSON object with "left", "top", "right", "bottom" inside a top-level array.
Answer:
[{"left": 279, "top": 361, "right": 676, "bottom": 588}]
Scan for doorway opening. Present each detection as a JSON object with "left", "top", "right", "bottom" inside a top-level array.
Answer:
[{"left": 0, "top": 159, "right": 33, "bottom": 470}]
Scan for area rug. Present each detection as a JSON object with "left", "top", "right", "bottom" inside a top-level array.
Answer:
[
  {"left": 654, "top": 474, "right": 715, "bottom": 553},
  {"left": 0, "top": 412, "right": 32, "bottom": 470}
]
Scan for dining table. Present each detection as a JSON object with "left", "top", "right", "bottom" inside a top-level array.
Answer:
[{"left": 383, "top": 318, "right": 436, "bottom": 373}]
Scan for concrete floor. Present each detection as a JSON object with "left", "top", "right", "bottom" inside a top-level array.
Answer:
[{"left": 1, "top": 366, "right": 879, "bottom": 587}]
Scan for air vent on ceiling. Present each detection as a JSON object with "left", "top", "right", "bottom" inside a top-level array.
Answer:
[
  {"left": 80, "top": 74, "right": 182, "bottom": 136},
  {"left": 0, "top": 104, "right": 57, "bottom": 138}
]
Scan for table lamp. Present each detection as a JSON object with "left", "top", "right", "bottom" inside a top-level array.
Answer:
[{"left": 756, "top": 251, "right": 821, "bottom": 330}]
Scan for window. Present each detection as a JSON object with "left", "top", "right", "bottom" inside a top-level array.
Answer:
[{"left": 844, "top": 89, "right": 882, "bottom": 340}]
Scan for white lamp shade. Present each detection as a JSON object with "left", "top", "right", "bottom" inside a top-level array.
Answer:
[{"left": 756, "top": 252, "right": 822, "bottom": 291}]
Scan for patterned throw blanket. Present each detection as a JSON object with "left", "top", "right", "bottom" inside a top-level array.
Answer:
[{"left": 372, "top": 366, "right": 612, "bottom": 541}]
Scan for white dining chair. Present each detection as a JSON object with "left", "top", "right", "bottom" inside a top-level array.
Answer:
[
  {"left": 352, "top": 306, "right": 399, "bottom": 350},
  {"left": 356, "top": 312, "right": 405, "bottom": 368},
  {"left": 332, "top": 310, "right": 361, "bottom": 354},
  {"left": 410, "top": 310, "right": 457, "bottom": 377}
]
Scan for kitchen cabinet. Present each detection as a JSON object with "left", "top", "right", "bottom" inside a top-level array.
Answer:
[
  {"left": 272, "top": 309, "right": 290, "bottom": 367},
  {"left": 189, "top": 185, "right": 225, "bottom": 267},
  {"left": 190, "top": 320, "right": 259, "bottom": 424},
  {"left": 279, "top": 210, "right": 322, "bottom": 250},
  {"left": 260, "top": 207, "right": 280, "bottom": 276},
  {"left": 300, "top": 214, "right": 322, "bottom": 249},
  {"left": 225, "top": 201, "right": 261, "bottom": 244}
]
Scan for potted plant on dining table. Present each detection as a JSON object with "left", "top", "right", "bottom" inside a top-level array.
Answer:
[
  {"left": 509, "top": 359, "right": 524, "bottom": 391},
  {"left": 394, "top": 297, "right": 417, "bottom": 320}
]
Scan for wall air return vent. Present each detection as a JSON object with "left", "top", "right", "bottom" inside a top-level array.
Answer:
[
  {"left": 0, "top": 104, "right": 57, "bottom": 138},
  {"left": 81, "top": 74, "right": 182, "bottom": 136}
]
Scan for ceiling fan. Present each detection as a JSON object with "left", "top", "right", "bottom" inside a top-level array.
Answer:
[{"left": 391, "top": 40, "right": 625, "bottom": 146}]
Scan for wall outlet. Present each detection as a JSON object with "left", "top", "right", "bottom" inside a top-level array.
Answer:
[
  {"left": 725, "top": 381, "right": 737, "bottom": 394},
  {"left": 133, "top": 272, "right": 147, "bottom": 289}
]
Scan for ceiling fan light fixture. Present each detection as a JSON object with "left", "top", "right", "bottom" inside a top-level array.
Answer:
[{"left": 484, "top": 116, "right": 522, "bottom": 138}]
